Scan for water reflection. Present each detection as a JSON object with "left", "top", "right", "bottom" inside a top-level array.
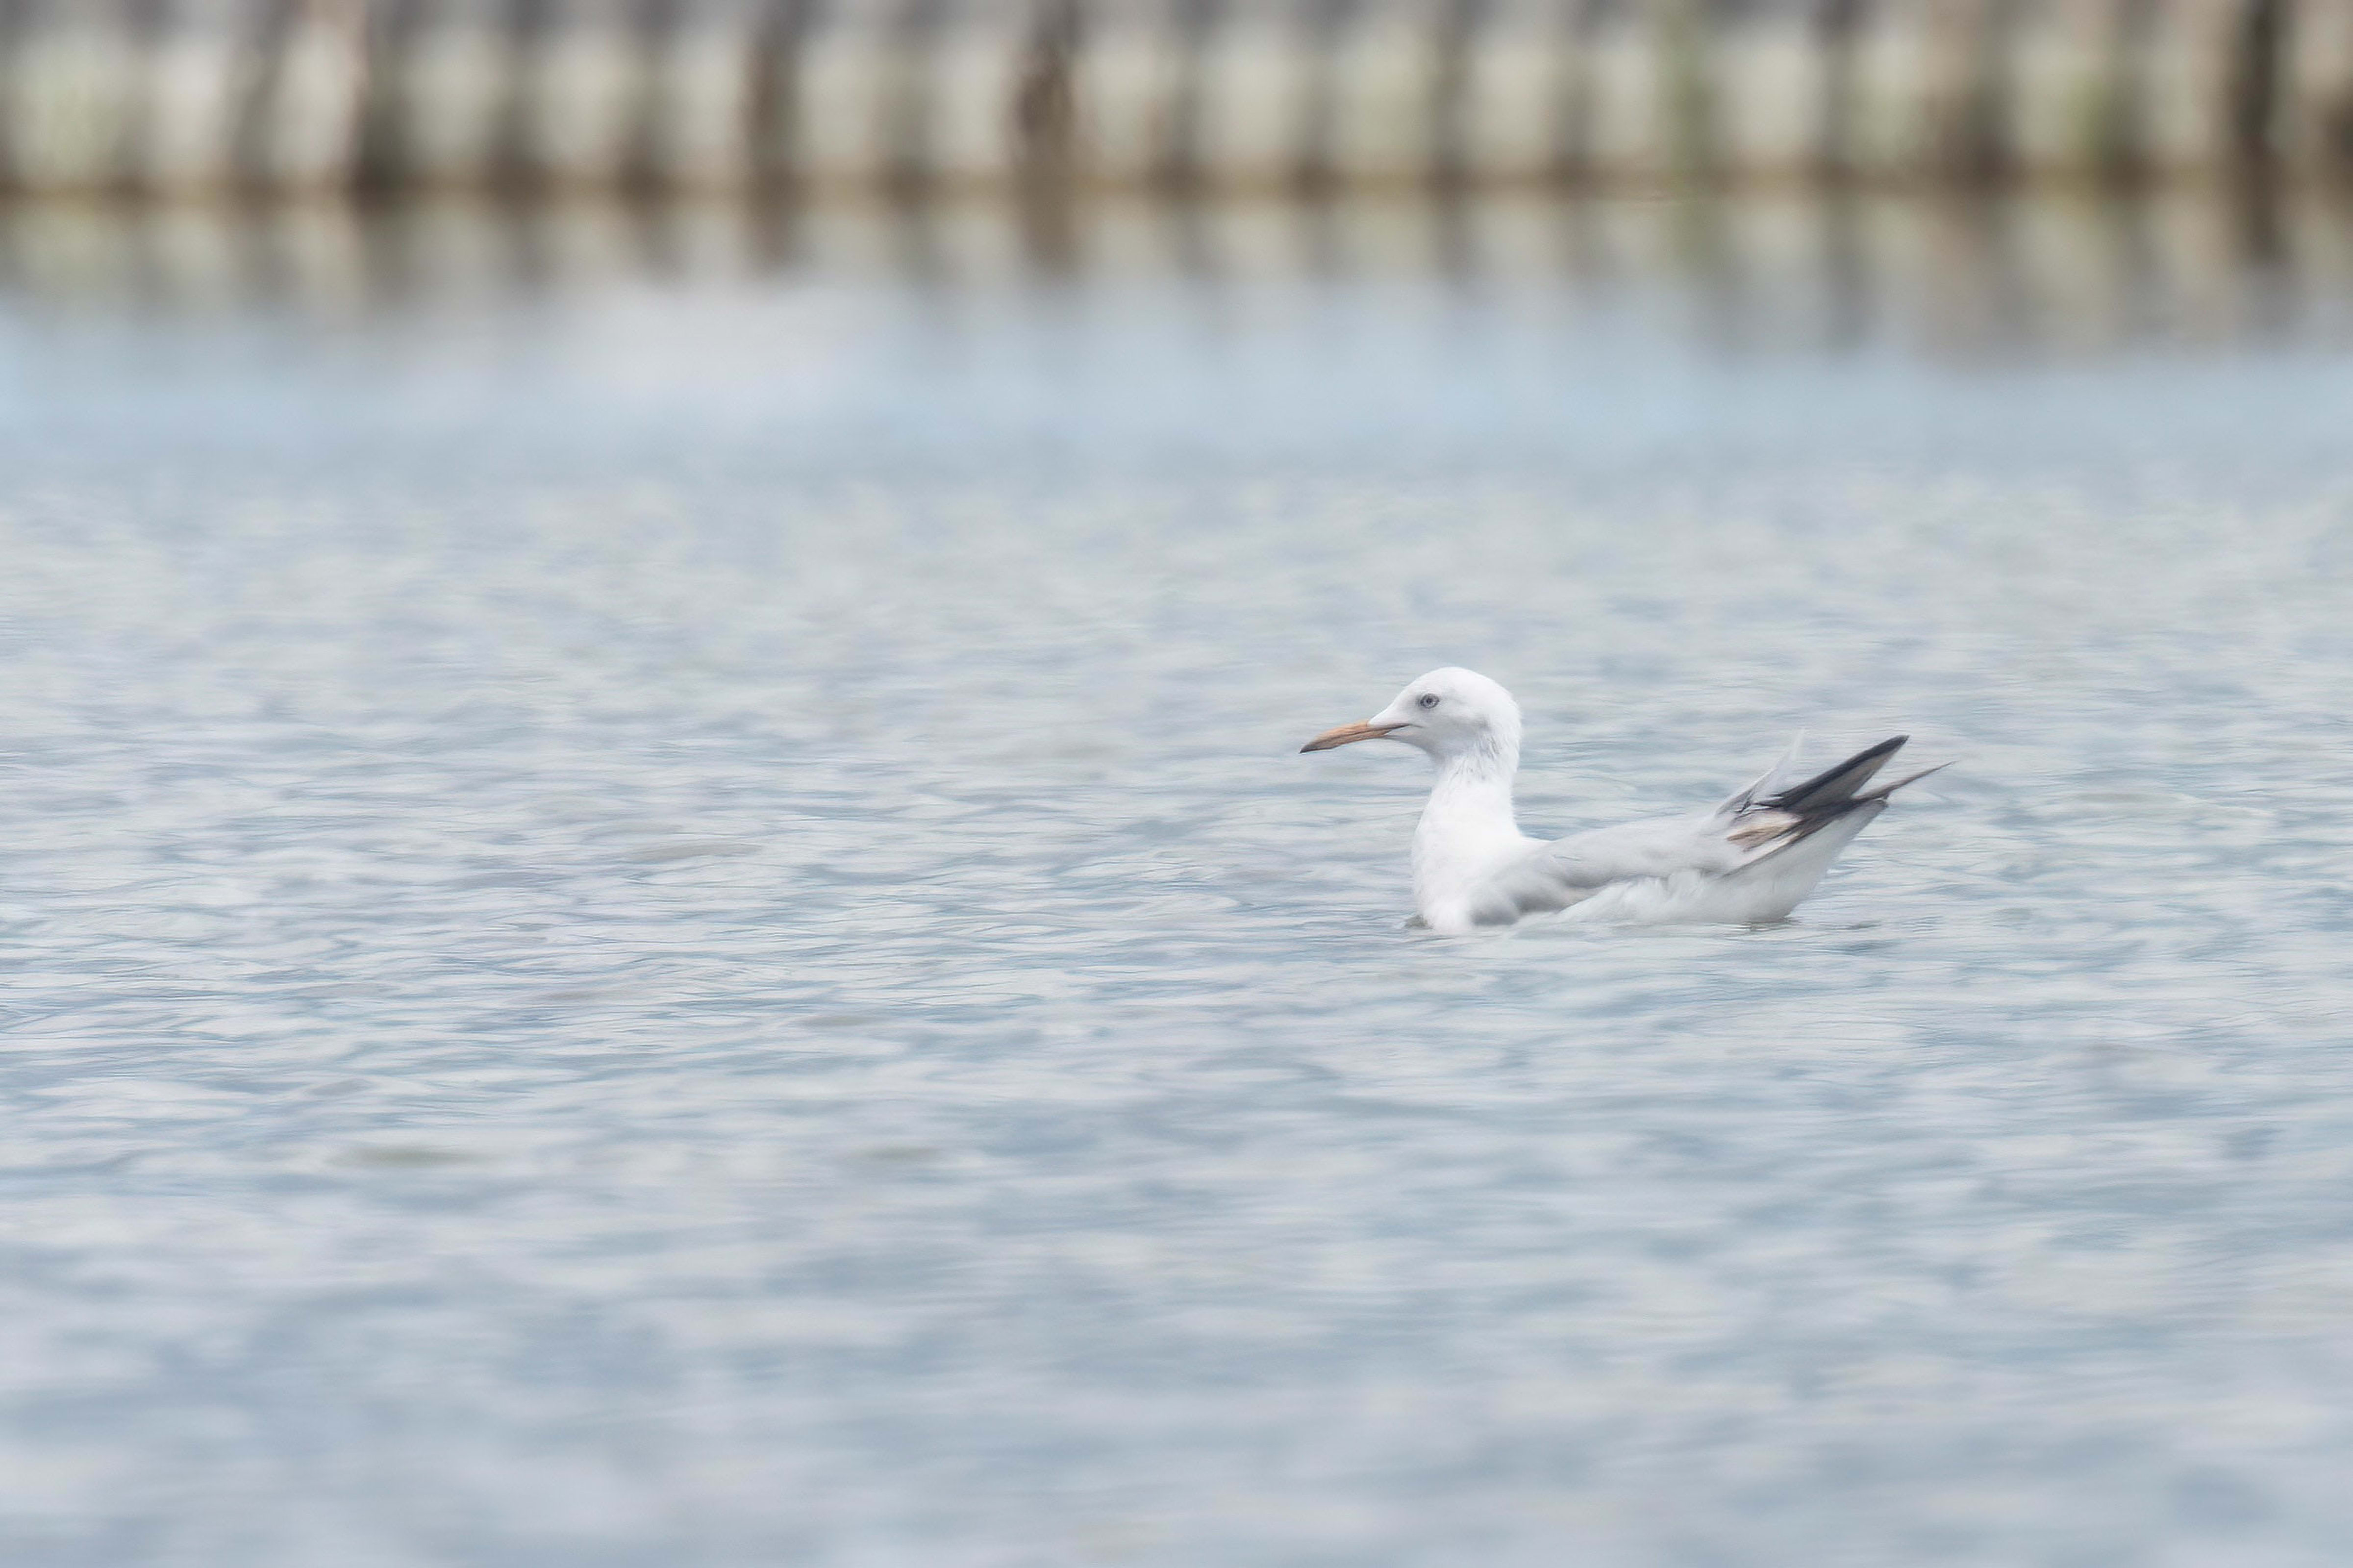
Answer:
[{"left": 0, "top": 185, "right": 2346, "bottom": 359}]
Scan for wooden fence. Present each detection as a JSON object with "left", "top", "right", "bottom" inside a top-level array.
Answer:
[{"left": 0, "top": 0, "right": 2349, "bottom": 197}]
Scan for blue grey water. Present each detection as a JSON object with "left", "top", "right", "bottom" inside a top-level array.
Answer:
[{"left": 5, "top": 193, "right": 2353, "bottom": 1567}]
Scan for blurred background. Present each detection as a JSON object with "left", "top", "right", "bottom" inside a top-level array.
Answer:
[
  {"left": 0, "top": 0, "right": 2346, "bottom": 350},
  {"left": 10, "top": 4, "right": 2353, "bottom": 1568}
]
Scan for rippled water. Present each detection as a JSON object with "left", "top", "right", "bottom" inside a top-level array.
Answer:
[{"left": 7, "top": 192, "right": 2353, "bottom": 1567}]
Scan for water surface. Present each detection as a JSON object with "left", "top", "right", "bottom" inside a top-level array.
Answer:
[{"left": 6, "top": 191, "right": 2353, "bottom": 1567}]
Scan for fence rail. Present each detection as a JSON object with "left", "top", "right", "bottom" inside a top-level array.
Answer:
[{"left": 0, "top": 0, "right": 2347, "bottom": 198}]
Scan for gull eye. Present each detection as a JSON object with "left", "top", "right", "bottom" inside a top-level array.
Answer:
[{"left": 1418, "top": 693, "right": 1439, "bottom": 709}]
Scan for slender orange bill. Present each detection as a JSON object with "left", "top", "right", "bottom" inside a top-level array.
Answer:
[{"left": 1300, "top": 721, "right": 1402, "bottom": 753}]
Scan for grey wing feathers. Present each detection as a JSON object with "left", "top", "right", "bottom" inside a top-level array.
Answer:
[
  {"left": 1475, "top": 816, "right": 1748, "bottom": 923},
  {"left": 1542, "top": 817, "right": 1744, "bottom": 886}
]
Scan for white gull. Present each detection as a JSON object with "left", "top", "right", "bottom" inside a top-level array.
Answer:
[{"left": 1301, "top": 668, "right": 1940, "bottom": 933}]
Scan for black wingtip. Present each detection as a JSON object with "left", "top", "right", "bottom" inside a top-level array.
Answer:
[{"left": 1766, "top": 735, "right": 1909, "bottom": 813}]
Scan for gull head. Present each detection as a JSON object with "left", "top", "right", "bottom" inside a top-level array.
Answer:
[{"left": 1300, "top": 667, "right": 1524, "bottom": 766}]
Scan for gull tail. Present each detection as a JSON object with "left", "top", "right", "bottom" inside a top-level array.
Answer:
[{"left": 1702, "top": 737, "right": 1944, "bottom": 921}]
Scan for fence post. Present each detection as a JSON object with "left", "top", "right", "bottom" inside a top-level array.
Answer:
[
  {"left": 1072, "top": 0, "right": 1194, "bottom": 189},
  {"left": 240, "top": 0, "right": 369, "bottom": 191},
  {"left": 508, "top": 0, "right": 647, "bottom": 189},
  {"left": 1325, "top": 0, "right": 1445, "bottom": 188},
  {"left": 1566, "top": 0, "right": 1669, "bottom": 185},
  {"left": 1711, "top": 0, "right": 1834, "bottom": 183},
  {"left": 7, "top": 0, "right": 142, "bottom": 193},
  {"left": 1193, "top": 0, "right": 1321, "bottom": 191},
  {"left": 2284, "top": 0, "right": 2353, "bottom": 173},
  {"left": 1456, "top": 0, "right": 1572, "bottom": 186},
  {"left": 642, "top": 0, "right": 761, "bottom": 190},
  {"left": 1843, "top": 0, "right": 1999, "bottom": 182},
  {"left": 925, "top": 0, "right": 1028, "bottom": 190},
  {"left": 2009, "top": 0, "right": 2136, "bottom": 180},
  {"left": 791, "top": 0, "right": 925, "bottom": 192},
  {"left": 140, "top": 0, "right": 245, "bottom": 194},
  {"left": 2142, "top": 0, "right": 2261, "bottom": 175}
]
